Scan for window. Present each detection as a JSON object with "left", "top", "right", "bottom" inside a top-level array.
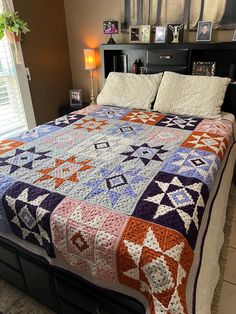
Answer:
[{"left": 0, "top": 1, "right": 31, "bottom": 140}]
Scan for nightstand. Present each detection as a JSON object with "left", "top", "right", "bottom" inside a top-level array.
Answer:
[{"left": 59, "top": 103, "right": 89, "bottom": 117}]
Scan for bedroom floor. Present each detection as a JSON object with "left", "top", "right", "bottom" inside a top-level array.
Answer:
[
  {"left": 0, "top": 183, "right": 235, "bottom": 314},
  {"left": 216, "top": 180, "right": 236, "bottom": 314}
]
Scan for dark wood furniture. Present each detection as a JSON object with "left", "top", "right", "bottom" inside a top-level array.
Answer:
[
  {"left": 1, "top": 42, "right": 236, "bottom": 314},
  {"left": 59, "top": 103, "right": 89, "bottom": 117},
  {"left": 100, "top": 42, "right": 236, "bottom": 117}
]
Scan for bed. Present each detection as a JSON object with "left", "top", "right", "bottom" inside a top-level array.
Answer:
[{"left": 0, "top": 98, "right": 235, "bottom": 313}]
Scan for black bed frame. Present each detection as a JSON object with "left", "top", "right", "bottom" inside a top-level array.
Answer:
[{"left": 0, "top": 42, "right": 236, "bottom": 314}]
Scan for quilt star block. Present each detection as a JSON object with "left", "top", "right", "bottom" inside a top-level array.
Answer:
[
  {"left": 2, "top": 181, "right": 64, "bottom": 257},
  {"left": 0, "top": 140, "right": 24, "bottom": 155},
  {"left": 34, "top": 156, "right": 95, "bottom": 189},
  {"left": 195, "top": 118, "right": 233, "bottom": 141},
  {"left": 181, "top": 131, "right": 228, "bottom": 160},
  {"left": 89, "top": 106, "right": 130, "bottom": 120},
  {"left": 0, "top": 147, "right": 52, "bottom": 176},
  {"left": 46, "top": 113, "right": 85, "bottom": 128},
  {"left": 121, "top": 110, "right": 165, "bottom": 125},
  {"left": 117, "top": 218, "right": 193, "bottom": 313},
  {"left": 133, "top": 172, "right": 209, "bottom": 248},
  {"left": 121, "top": 143, "right": 169, "bottom": 166},
  {"left": 74, "top": 117, "right": 109, "bottom": 132},
  {"left": 161, "top": 147, "right": 220, "bottom": 189},
  {"left": 69, "top": 163, "right": 149, "bottom": 214},
  {"left": 51, "top": 197, "right": 128, "bottom": 281},
  {"left": 106, "top": 121, "right": 147, "bottom": 138},
  {"left": 156, "top": 115, "right": 202, "bottom": 130}
]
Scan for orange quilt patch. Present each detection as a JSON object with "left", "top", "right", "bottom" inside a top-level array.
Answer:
[
  {"left": 0, "top": 140, "right": 24, "bottom": 155},
  {"left": 181, "top": 131, "right": 228, "bottom": 160},
  {"left": 121, "top": 110, "right": 165, "bottom": 125},
  {"left": 117, "top": 218, "right": 194, "bottom": 314}
]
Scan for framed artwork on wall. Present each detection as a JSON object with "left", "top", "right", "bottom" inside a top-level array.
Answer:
[{"left": 192, "top": 61, "right": 216, "bottom": 76}]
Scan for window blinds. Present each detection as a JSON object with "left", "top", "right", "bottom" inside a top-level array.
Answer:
[{"left": 0, "top": 1, "right": 28, "bottom": 140}]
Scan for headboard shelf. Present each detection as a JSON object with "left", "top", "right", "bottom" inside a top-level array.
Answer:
[{"left": 100, "top": 42, "right": 236, "bottom": 116}]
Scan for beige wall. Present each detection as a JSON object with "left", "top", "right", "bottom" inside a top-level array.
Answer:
[
  {"left": 14, "top": 0, "right": 73, "bottom": 124},
  {"left": 64, "top": 0, "right": 234, "bottom": 102}
]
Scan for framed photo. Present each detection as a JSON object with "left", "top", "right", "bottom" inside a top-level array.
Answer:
[
  {"left": 196, "top": 21, "right": 213, "bottom": 42},
  {"left": 70, "top": 89, "right": 83, "bottom": 108},
  {"left": 233, "top": 29, "right": 236, "bottom": 41},
  {"left": 129, "top": 25, "right": 140, "bottom": 43},
  {"left": 192, "top": 62, "right": 216, "bottom": 76},
  {"left": 140, "top": 25, "right": 151, "bottom": 43},
  {"left": 167, "top": 24, "right": 184, "bottom": 43},
  {"left": 103, "top": 21, "right": 119, "bottom": 34},
  {"left": 155, "top": 26, "right": 166, "bottom": 43}
]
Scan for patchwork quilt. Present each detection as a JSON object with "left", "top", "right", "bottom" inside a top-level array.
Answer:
[{"left": 0, "top": 104, "right": 234, "bottom": 314}]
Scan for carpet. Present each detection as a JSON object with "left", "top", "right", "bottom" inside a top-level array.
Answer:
[{"left": 0, "top": 182, "right": 235, "bottom": 314}]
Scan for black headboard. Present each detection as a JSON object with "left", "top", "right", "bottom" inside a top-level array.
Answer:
[{"left": 100, "top": 42, "right": 236, "bottom": 117}]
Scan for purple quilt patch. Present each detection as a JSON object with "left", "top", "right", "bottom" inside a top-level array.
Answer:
[
  {"left": 2, "top": 181, "right": 64, "bottom": 257},
  {"left": 133, "top": 171, "right": 209, "bottom": 248},
  {"left": 46, "top": 113, "right": 85, "bottom": 128},
  {"left": 0, "top": 174, "right": 15, "bottom": 232},
  {"left": 156, "top": 115, "right": 202, "bottom": 130}
]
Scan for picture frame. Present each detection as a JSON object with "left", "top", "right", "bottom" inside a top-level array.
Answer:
[
  {"left": 155, "top": 26, "right": 166, "bottom": 43},
  {"left": 129, "top": 25, "right": 140, "bottom": 43},
  {"left": 103, "top": 20, "right": 119, "bottom": 34},
  {"left": 140, "top": 25, "right": 151, "bottom": 43},
  {"left": 166, "top": 24, "right": 184, "bottom": 44},
  {"left": 196, "top": 21, "right": 213, "bottom": 42},
  {"left": 70, "top": 89, "right": 83, "bottom": 108},
  {"left": 233, "top": 29, "right": 236, "bottom": 41},
  {"left": 192, "top": 61, "right": 216, "bottom": 76}
]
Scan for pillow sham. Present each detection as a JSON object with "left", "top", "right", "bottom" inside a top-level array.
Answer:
[
  {"left": 97, "top": 72, "right": 163, "bottom": 110},
  {"left": 153, "top": 71, "right": 231, "bottom": 118}
]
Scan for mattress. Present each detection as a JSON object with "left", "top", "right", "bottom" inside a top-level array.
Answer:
[{"left": 0, "top": 105, "right": 235, "bottom": 314}]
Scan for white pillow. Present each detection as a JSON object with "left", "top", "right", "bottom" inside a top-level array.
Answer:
[
  {"left": 153, "top": 72, "right": 231, "bottom": 118},
  {"left": 97, "top": 72, "right": 163, "bottom": 110}
]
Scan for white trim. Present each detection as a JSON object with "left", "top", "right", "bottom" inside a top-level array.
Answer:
[{"left": 7, "top": 0, "right": 36, "bottom": 129}]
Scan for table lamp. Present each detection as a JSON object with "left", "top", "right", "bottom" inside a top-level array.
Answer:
[{"left": 84, "top": 49, "right": 96, "bottom": 105}]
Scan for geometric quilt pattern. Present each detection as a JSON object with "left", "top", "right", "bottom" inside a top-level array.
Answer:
[
  {"left": 51, "top": 197, "right": 128, "bottom": 282},
  {"left": 117, "top": 218, "right": 194, "bottom": 313},
  {"left": 133, "top": 172, "right": 209, "bottom": 248},
  {"left": 2, "top": 181, "right": 64, "bottom": 257},
  {"left": 156, "top": 115, "right": 202, "bottom": 130},
  {"left": 0, "top": 140, "right": 24, "bottom": 155},
  {"left": 181, "top": 131, "right": 228, "bottom": 160},
  {"left": 161, "top": 147, "right": 220, "bottom": 189},
  {"left": 0, "top": 104, "right": 234, "bottom": 314},
  {"left": 121, "top": 109, "right": 165, "bottom": 125},
  {"left": 46, "top": 113, "right": 85, "bottom": 128},
  {"left": 0, "top": 147, "right": 52, "bottom": 176}
]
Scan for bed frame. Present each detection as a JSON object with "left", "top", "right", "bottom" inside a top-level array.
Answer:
[{"left": 0, "top": 42, "right": 236, "bottom": 314}]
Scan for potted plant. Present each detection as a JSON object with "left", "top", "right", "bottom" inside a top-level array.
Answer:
[{"left": 0, "top": 11, "right": 30, "bottom": 43}]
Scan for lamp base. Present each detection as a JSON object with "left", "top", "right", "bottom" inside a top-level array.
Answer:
[{"left": 107, "top": 36, "right": 116, "bottom": 44}]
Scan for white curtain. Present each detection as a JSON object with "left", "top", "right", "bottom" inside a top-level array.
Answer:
[{"left": 0, "top": 0, "right": 28, "bottom": 140}]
